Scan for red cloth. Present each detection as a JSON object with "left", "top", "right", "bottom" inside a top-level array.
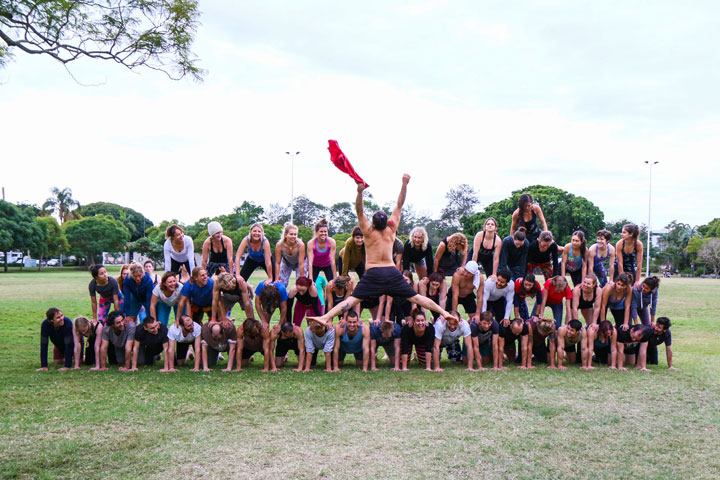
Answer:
[
  {"left": 328, "top": 140, "right": 369, "bottom": 187},
  {"left": 543, "top": 279, "right": 572, "bottom": 305}
]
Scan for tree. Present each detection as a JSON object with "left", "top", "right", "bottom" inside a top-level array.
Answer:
[
  {"left": 0, "top": 200, "right": 45, "bottom": 272},
  {"left": 130, "top": 236, "right": 164, "bottom": 263},
  {"left": 63, "top": 214, "right": 130, "bottom": 265},
  {"left": 292, "top": 195, "right": 327, "bottom": 228},
  {"left": 698, "top": 238, "right": 720, "bottom": 275},
  {"left": 78, "top": 202, "right": 153, "bottom": 241},
  {"left": 328, "top": 202, "right": 357, "bottom": 235},
  {"left": 263, "top": 203, "right": 290, "bottom": 226},
  {"left": 35, "top": 216, "right": 69, "bottom": 269},
  {"left": 656, "top": 221, "right": 696, "bottom": 272},
  {"left": 440, "top": 184, "right": 479, "bottom": 229},
  {"left": 0, "top": 0, "right": 203, "bottom": 80},
  {"left": 43, "top": 187, "right": 79, "bottom": 224},
  {"left": 697, "top": 218, "right": 720, "bottom": 238},
  {"left": 461, "top": 185, "right": 605, "bottom": 245}
]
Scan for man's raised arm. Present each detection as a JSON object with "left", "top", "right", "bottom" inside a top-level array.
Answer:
[
  {"left": 355, "top": 183, "right": 370, "bottom": 230},
  {"left": 390, "top": 174, "right": 410, "bottom": 229}
]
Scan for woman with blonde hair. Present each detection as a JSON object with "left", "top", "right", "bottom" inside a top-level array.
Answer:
[
  {"left": 236, "top": 222, "right": 274, "bottom": 282},
  {"left": 402, "top": 226, "right": 434, "bottom": 279},
  {"left": 163, "top": 224, "right": 196, "bottom": 274},
  {"left": 73, "top": 316, "right": 103, "bottom": 369},
  {"left": 274, "top": 222, "right": 306, "bottom": 286},
  {"left": 211, "top": 271, "right": 254, "bottom": 321},
  {"left": 433, "top": 232, "right": 468, "bottom": 276},
  {"left": 471, "top": 217, "right": 502, "bottom": 279}
]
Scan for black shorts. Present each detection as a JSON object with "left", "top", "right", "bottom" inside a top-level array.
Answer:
[
  {"left": 361, "top": 297, "right": 380, "bottom": 310},
  {"left": 445, "top": 288, "right": 477, "bottom": 315},
  {"left": 241, "top": 344, "right": 264, "bottom": 360},
  {"left": 275, "top": 339, "right": 299, "bottom": 358},
  {"left": 175, "top": 341, "right": 194, "bottom": 360},
  {"left": 351, "top": 267, "right": 417, "bottom": 300}
]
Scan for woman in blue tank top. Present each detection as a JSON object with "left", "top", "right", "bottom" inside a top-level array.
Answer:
[{"left": 235, "top": 223, "right": 275, "bottom": 282}]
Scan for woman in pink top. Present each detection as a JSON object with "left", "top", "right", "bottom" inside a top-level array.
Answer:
[{"left": 307, "top": 219, "right": 337, "bottom": 282}]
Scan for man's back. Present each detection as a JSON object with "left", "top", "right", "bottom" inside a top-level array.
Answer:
[{"left": 363, "top": 227, "right": 395, "bottom": 269}]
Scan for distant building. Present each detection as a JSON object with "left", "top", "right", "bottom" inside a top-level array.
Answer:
[{"left": 650, "top": 228, "right": 669, "bottom": 251}]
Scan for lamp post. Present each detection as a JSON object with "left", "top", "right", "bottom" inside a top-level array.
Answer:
[
  {"left": 645, "top": 160, "right": 659, "bottom": 277},
  {"left": 285, "top": 151, "right": 300, "bottom": 224}
]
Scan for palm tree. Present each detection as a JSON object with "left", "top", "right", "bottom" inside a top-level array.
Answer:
[{"left": 43, "top": 187, "right": 80, "bottom": 224}]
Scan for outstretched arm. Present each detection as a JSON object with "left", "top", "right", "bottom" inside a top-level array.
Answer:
[
  {"left": 389, "top": 174, "right": 410, "bottom": 231},
  {"left": 356, "top": 183, "right": 370, "bottom": 231}
]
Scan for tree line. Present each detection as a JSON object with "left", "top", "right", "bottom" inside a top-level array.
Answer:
[{"left": 2, "top": 185, "right": 719, "bottom": 275}]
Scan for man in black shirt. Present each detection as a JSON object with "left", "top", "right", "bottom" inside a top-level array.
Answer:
[
  {"left": 648, "top": 317, "right": 676, "bottom": 369},
  {"left": 615, "top": 323, "right": 652, "bottom": 371},
  {"left": 131, "top": 317, "right": 170, "bottom": 371}
]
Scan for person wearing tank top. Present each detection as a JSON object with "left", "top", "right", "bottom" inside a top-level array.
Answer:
[
  {"left": 587, "top": 230, "right": 616, "bottom": 287},
  {"left": 287, "top": 277, "right": 324, "bottom": 327},
  {"left": 202, "top": 221, "right": 234, "bottom": 277},
  {"left": 333, "top": 312, "right": 370, "bottom": 371},
  {"left": 614, "top": 224, "right": 643, "bottom": 288},
  {"left": 433, "top": 233, "right": 468, "bottom": 276},
  {"left": 472, "top": 218, "right": 503, "bottom": 278},
  {"left": 571, "top": 274, "right": 602, "bottom": 326},
  {"left": 526, "top": 231, "right": 560, "bottom": 279},
  {"left": 235, "top": 318, "right": 272, "bottom": 371},
  {"left": 274, "top": 223, "right": 306, "bottom": 287},
  {"left": 599, "top": 274, "right": 633, "bottom": 330},
  {"left": 561, "top": 231, "right": 588, "bottom": 287},
  {"left": 235, "top": 224, "right": 274, "bottom": 282},
  {"left": 211, "top": 272, "right": 255, "bottom": 322},
  {"left": 417, "top": 273, "right": 448, "bottom": 322},
  {"left": 510, "top": 194, "right": 548, "bottom": 245},
  {"left": 307, "top": 220, "right": 337, "bottom": 282},
  {"left": 584, "top": 320, "right": 617, "bottom": 368},
  {"left": 325, "top": 277, "right": 355, "bottom": 322},
  {"left": 150, "top": 272, "right": 186, "bottom": 327},
  {"left": 163, "top": 225, "right": 196, "bottom": 275}
]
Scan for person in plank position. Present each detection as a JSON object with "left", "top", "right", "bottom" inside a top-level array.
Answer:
[{"left": 307, "top": 174, "right": 455, "bottom": 327}]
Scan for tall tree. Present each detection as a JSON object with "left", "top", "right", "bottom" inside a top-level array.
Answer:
[
  {"left": 697, "top": 218, "right": 720, "bottom": 238},
  {"left": 440, "top": 184, "right": 479, "bottom": 229},
  {"left": 0, "top": 0, "right": 203, "bottom": 80},
  {"left": 461, "top": 185, "right": 605, "bottom": 245},
  {"left": 328, "top": 202, "right": 357, "bottom": 235},
  {"left": 656, "top": 221, "right": 696, "bottom": 272},
  {"left": 263, "top": 203, "right": 291, "bottom": 226},
  {"left": 0, "top": 200, "right": 45, "bottom": 272},
  {"left": 63, "top": 214, "right": 130, "bottom": 265},
  {"left": 78, "top": 202, "right": 153, "bottom": 241},
  {"left": 43, "top": 187, "right": 79, "bottom": 224},
  {"left": 35, "top": 216, "right": 69, "bottom": 269},
  {"left": 292, "top": 195, "right": 327, "bottom": 228},
  {"left": 698, "top": 238, "right": 720, "bottom": 275}
]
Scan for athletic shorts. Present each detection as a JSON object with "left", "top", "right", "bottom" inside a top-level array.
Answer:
[
  {"left": 241, "top": 344, "right": 263, "bottom": 360},
  {"left": 275, "top": 339, "right": 299, "bottom": 358},
  {"left": 351, "top": 266, "right": 417, "bottom": 300}
]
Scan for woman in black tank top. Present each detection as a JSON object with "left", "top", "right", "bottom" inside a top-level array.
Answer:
[
  {"left": 571, "top": 273, "right": 602, "bottom": 326},
  {"left": 472, "top": 217, "right": 502, "bottom": 278},
  {"left": 203, "top": 222, "right": 234, "bottom": 277},
  {"left": 510, "top": 194, "right": 548, "bottom": 245}
]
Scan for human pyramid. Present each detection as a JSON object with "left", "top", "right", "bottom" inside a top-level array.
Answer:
[{"left": 38, "top": 174, "right": 675, "bottom": 375}]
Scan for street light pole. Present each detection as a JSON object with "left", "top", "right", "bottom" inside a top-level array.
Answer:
[
  {"left": 285, "top": 151, "right": 300, "bottom": 224},
  {"left": 645, "top": 160, "right": 659, "bottom": 277}
]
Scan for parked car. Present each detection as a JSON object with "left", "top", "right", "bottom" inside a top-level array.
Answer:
[{"left": 47, "top": 259, "right": 60, "bottom": 267}]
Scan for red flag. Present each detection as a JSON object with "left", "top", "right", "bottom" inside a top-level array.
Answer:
[{"left": 328, "top": 140, "right": 369, "bottom": 188}]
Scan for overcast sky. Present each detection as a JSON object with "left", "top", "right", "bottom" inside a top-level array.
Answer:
[{"left": 1, "top": 1, "right": 718, "bottom": 232}]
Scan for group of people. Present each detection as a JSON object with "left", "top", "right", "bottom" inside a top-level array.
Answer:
[{"left": 38, "top": 176, "right": 675, "bottom": 374}]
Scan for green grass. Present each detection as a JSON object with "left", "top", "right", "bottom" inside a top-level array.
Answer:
[{"left": 1, "top": 271, "right": 719, "bottom": 479}]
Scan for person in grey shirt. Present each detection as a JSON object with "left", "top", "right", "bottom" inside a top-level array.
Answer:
[
  {"left": 303, "top": 320, "right": 336, "bottom": 372},
  {"left": 98, "top": 310, "right": 136, "bottom": 371}
]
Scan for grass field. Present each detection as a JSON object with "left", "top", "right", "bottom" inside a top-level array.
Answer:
[{"left": 1, "top": 269, "right": 719, "bottom": 479}]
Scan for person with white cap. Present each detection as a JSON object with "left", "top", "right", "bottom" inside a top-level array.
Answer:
[
  {"left": 446, "top": 260, "right": 484, "bottom": 321},
  {"left": 202, "top": 221, "right": 234, "bottom": 277}
]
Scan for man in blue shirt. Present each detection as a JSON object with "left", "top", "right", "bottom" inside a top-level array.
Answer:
[
  {"left": 254, "top": 280, "right": 288, "bottom": 326},
  {"left": 177, "top": 267, "right": 215, "bottom": 325}
]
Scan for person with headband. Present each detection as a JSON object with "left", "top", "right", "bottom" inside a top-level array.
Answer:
[
  {"left": 447, "top": 260, "right": 484, "bottom": 321},
  {"left": 202, "top": 221, "right": 234, "bottom": 277}
]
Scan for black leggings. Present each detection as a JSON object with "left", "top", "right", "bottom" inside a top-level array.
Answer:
[
  {"left": 568, "top": 269, "right": 583, "bottom": 287},
  {"left": 476, "top": 251, "right": 494, "bottom": 277},
  {"left": 240, "top": 257, "right": 274, "bottom": 281},
  {"left": 609, "top": 308, "right": 625, "bottom": 327},
  {"left": 170, "top": 258, "right": 191, "bottom": 275},
  {"left": 312, "top": 264, "right": 334, "bottom": 282}
]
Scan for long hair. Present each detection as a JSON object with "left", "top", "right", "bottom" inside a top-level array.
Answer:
[{"left": 409, "top": 226, "right": 429, "bottom": 251}]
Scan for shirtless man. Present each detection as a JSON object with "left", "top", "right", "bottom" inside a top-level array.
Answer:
[
  {"left": 555, "top": 319, "right": 586, "bottom": 370},
  {"left": 308, "top": 175, "right": 454, "bottom": 327},
  {"left": 235, "top": 318, "right": 272, "bottom": 372},
  {"left": 269, "top": 321, "right": 305, "bottom": 372},
  {"left": 447, "top": 260, "right": 484, "bottom": 321}
]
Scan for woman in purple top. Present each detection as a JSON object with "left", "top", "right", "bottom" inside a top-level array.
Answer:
[{"left": 307, "top": 219, "right": 337, "bottom": 282}]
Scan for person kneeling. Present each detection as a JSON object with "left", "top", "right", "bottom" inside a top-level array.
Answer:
[
  {"left": 433, "top": 313, "right": 474, "bottom": 371},
  {"left": 555, "top": 319, "right": 585, "bottom": 371},
  {"left": 370, "top": 320, "right": 402, "bottom": 370},
  {"left": 167, "top": 315, "right": 202, "bottom": 371},
  {"left": 132, "top": 317, "right": 170, "bottom": 372},
  {"left": 400, "top": 310, "right": 435, "bottom": 371},
  {"left": 303, "top": 319, "right": 336, "bottom": 372},
  {"left": 333, "top": 311, "right": 370, "bottom": 372},
  {"left": 497, "top": 318, "right": 532, "bottom": 369},
  {"left": 201, "top": 320, "right": 237, "bottom": 372},
  {"left": 270, "top": 321, "right": 306, "bottom": 372},
  {"left": 235, "top": 318, "right": 272, "bottom": 372}
]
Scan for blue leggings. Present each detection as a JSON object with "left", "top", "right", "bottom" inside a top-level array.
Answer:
[
  {"left": 155, "top": 302, "right": 179, "bottom": 327},
  {"left": 534, "top": 299, "right": 564, "bottom": 328}
]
